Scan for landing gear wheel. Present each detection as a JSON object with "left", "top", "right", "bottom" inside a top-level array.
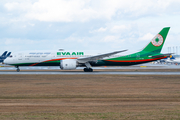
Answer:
[
  {"left": 89, "top": 68, "right": 93, "bottom": 72},
  {"left": 15, "top": 66, "right": 20, "bottom": 72},
  {"left": 83, "top": 68, "right": 93, "bottom": 72},
  {"left": 84, "top": 68, "right": 87, "bottom": 72},
  {"left": 17, "top": 68, "right": 20, "bottom": 72}
]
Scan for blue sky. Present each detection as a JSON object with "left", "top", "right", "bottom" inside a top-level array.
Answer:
[{"left": 1, "top": 0, "right": 180, "bottom": 54}]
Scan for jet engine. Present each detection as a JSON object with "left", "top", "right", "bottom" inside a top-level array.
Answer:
[{"left": 60, "top": 59, "right": 77, "bottom": 70}]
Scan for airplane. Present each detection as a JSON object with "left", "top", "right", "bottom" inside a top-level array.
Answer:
[
  {"left": 165, "top": 55, "right": 180, "bottom": 65},
  {"left": 0, "top": 51, "right": 11, "bottom": 63},
  {"left": 171, "top": 58, "right": 180, "bottom": 65},
  {"left": 157, "top": 54, "right": 174, "bottom": 64},
  {"left": 164, "top": 55, "right": 175, "bottom": 64},
  {"left": 4, "top": 27, "right": 171, "bottom": 72}
]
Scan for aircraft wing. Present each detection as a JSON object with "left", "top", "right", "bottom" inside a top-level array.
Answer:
[
  {"left": 149, "top": 53, "right": 173, "bottom": 58},
  {"left": 77, "top": 49, "right": 127, "bottom": 63}
]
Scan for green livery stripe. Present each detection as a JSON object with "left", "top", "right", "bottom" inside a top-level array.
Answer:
[
  {"left": 29, "top": 58, "right": 77, "bottom": 66},
  {"left": 105, "top": 56, "right": 166, "bottom": 63},
  {"left": 10, "top": 58, "right": 77, "bottom": 66}
]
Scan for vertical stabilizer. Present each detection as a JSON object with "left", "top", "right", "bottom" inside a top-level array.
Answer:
[
  {"left": 6, "top": 52, "right": 11, "bottom": 57},
  {"left": 1, "top": 51, "right": 8, "bottom": 57},
  {"left": 142, "top": 27, "right": 170, "bottom": 53}
]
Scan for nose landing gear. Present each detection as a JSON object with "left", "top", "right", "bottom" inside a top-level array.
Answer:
[{"left": 15, "top": 66, "right": 20, "bottom": 72}]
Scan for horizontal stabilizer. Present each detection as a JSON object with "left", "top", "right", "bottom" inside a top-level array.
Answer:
[{"left": 149, "top": 53, "right": 173, "bottom": 58}]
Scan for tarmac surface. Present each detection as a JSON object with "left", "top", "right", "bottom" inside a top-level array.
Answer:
[
  {"left": 1, "top": 71, "right": 180, "bottom": 75},
  {"left": 0, "top": 63, "right": 180, "bottom": 75},
  {"left": 0, "top": 72, "right": 180, "bottom": 75}
]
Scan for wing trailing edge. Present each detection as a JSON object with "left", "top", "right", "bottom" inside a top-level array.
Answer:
[{"left": 77, "top": 49, "right": 128, "bottom": 63}]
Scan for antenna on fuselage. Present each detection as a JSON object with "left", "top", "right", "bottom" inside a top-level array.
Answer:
[{"left": 58, "top": 49, "right": 64, "bottom": 51}]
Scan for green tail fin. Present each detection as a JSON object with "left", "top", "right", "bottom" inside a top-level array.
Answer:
[{"left": 142, "top": 27, "right": 170, "bottom": 53}]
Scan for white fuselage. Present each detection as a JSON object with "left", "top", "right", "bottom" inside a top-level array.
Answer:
[{"left": 4, "top": 51, "right": 123, "bottom": 66}]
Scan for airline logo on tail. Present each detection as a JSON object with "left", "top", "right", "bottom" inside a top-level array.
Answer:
[{"left": 151, "top": 34, "right": 163, "bottom": 47}]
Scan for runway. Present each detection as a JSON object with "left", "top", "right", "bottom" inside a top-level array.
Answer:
[
  {"left": 1, "top": 71, "right": 180, "bottom": 75},
  {"left": 0, "top": 63, "right": 180, "bottom": 75}
]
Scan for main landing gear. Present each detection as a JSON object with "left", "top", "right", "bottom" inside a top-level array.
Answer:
[
  {"left": 84, "top": 68, "right": 93, "bottom": 72},
  {"left": 83, "top": 62, "right": 93, "bottom": 72},
  {"left": 15, "top": 66, "right": 20, "bottom": 72}
]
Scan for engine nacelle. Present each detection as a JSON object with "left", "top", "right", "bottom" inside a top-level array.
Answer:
[{"left": 60, "top": 59, "right": 77, "bottom": 70}]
